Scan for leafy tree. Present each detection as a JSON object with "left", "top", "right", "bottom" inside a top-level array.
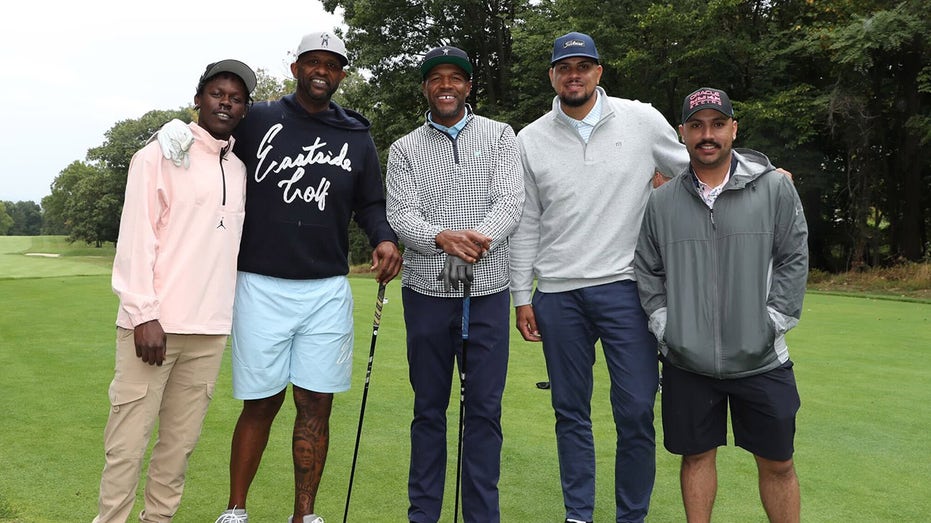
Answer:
[
  {"left": 45, "top": 109, "right": 190, "bottom": 246},
  {"left": 253, "top": 67, "right": 292, "bottom": 103},
  {"left": 44, "top": 161, "right": 107, "bottom": 245},
  {"left": 2, "top": 200, "right": 42, "bottom": 235},
  {"left": 66, "top": 168, "right": 124, "bottom": 247},
  {"left": 505, "top": 0, "right": 562, "bottom": 130},
  {"left": 323, "top": 0, "right": 530, "bottom": 150},
  {"left": 784, "top": 0, "right": 931, "bottom": 267},
  {"left": 42, "top": 162, "right": 83, "bottom": 236},
  {"left": 0, "top": 202, "right": 12, "bottom": 235}
]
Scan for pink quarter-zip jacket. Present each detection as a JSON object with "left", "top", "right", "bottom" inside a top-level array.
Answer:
[{"left": 112, "top": 122, "right": 246, "bottom": 334}]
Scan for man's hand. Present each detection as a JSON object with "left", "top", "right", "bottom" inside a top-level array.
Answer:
[
  {"left": 370, "top": 241, "right": 402, "bottom": 284},
  {"left": 134, "top": 320, "right": 167, "bottom": 366},
  {"left": 652, "top": 170, "right": 672, "bottom": 189},
  {"left": 515, "top": 304, "right": 542, "bottom": 342},
  {"left": 435, "top": 229, "right": 491, "bottom": 263},
  {"left": 155, "top": 119, "right": 194, "bottom": 169},
  {"left": 437, "top": 255, "right": 473, "bottom": 293}
]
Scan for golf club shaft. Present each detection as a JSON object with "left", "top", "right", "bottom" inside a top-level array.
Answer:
[
  {"left": 453, "top": 282, "right": 471, "bottom": 523},
  {"left": 343, "top": 282, "right": 387, "bottom": 523}
]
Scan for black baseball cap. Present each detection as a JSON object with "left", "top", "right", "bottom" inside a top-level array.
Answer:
[
  {"left": 681, "top": 87, "right": 734, "bottom": 123},
  {"left": 420, "top": 46, "right": 472, "bottom": 79}
]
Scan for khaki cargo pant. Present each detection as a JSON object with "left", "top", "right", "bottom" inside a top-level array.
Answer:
[{"left": 94, "top": 327, "right": 226, "bottom": 523}]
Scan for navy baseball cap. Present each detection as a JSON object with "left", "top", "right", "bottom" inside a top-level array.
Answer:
[
  {"left": 551, "top": 32, "right": 599, "bottom": 65},
  {"left": 421, "top": 46, "right": 472, "bottom": 79},
  {"left": 681, "top": 87, "right": 734, "bottom": 123}
]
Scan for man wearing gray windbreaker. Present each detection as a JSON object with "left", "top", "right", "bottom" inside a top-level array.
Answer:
[{"left": 634, "top": 87, "right": 808, "bottom": 523}]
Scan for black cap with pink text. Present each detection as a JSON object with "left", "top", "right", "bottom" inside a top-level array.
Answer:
[{"left": 681, "top": 87, "right": 734, "bottom": 123}]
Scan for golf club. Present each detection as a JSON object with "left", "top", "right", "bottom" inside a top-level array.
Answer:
[
  {"left": 342, "top": 282, "right": 387, "bottom": 523},
  {"left": 453, "top": 281, "right": 471, "bottom": 523}
]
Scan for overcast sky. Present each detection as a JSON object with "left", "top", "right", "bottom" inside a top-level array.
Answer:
[{"left": 0, "top": 1, "right": 343, "bottom": 203}]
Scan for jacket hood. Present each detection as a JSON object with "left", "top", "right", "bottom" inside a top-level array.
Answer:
[
  {"left": 279, "top": 94, "right": 372, "bottom": 132},
  {"left": 730, "top": 148, "right": 776, "bottom": 185}
]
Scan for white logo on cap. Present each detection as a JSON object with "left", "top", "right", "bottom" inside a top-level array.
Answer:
[
  {"left": 564, "top": 39, "right": 586, "bottom": 48},
  {"left": 443, "top": 48, "right": 450, "bottom": 55}
]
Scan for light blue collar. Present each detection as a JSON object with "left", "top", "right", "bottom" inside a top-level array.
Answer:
[{"left": 428, "top": 110, "right": 469, "bottom": 139}]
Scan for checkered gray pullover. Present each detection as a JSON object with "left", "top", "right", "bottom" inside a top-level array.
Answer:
[{"left": 386, "top": 112, "right": 524, "bottom": 298}]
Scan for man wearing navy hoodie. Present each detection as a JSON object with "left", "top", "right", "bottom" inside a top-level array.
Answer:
[{"left": 159, "top": 31, "right": 401, "bottom": 523}]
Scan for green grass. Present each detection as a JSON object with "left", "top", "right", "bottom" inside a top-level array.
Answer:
[
  {"left": 0, "top": 235, "right": 114, "bottom": 280},
  {"left": 1, "top": 236, "right": 929, "bottom": 522}
]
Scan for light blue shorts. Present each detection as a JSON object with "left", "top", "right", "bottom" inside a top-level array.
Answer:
[{"left": 231, "top": 271, "right": 354, "bottom": 400}]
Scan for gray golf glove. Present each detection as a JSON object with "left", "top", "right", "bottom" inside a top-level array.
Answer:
[
  {"left": 152, "top": 118, "right": 194, "bottom": 169},
  {"left": 437, "top": 255, "right": 473, "bottom": 293}
]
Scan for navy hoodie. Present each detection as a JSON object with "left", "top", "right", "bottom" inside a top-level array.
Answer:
[{"left": 232, "top": 94, "right": 396, "bottom": 279}]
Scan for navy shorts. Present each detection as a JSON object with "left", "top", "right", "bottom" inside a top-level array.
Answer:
[{"left": 660, "top": 359, "right": 800, "bottom": 461}]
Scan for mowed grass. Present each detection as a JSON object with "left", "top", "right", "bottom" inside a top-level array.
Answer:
[{"left": 0, "top": 236, "right": 929, "bottom": 522}]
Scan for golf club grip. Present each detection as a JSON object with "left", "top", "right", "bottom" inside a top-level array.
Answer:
[
  {"left": 373, "top": 282, "right": 386, "bottom": 331},
  {"left": 461, "top": 282, "right": 471, "bottom": 340}
]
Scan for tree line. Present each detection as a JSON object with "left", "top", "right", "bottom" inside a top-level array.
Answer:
[{"left": 10, "top": 0, "right": 928, "bottom": 271}]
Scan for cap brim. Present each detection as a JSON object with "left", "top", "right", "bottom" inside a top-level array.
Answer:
[
  {"left": 682, "top": 105, "right": 733, "bottom": 123},
  {"left": 551, "top": 53, "right": 599, "bottom": 65},
  {"left": 421, "top": 57, "right": 472, "bottom": 79},
  {"left": 297, "top": 48, "right": 349, "bottom": 66}
]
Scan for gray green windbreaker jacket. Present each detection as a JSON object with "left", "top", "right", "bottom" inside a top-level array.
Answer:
[{"left": 634, "top": 149, "right": 808, "bottom": 379}]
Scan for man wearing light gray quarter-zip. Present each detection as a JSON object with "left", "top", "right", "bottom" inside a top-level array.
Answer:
[{"left": 509, "top": 31, "right": 688, "bottom": 523}]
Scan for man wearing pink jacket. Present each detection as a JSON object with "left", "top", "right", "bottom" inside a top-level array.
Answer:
[{"left": 94, "top": 59, "right": 256, "bottom": 523}]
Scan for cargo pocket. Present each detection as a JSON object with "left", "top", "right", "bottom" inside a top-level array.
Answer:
[{"left": 108, "top": 380, "right": 148, "bottom": 413}]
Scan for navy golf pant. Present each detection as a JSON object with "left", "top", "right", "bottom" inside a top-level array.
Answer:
[
  {"left": 533, "top": 280, "right": 658, "bottom": 523},
  {"left": 403, "top": 288, "right": 510, "bottom": 523}
]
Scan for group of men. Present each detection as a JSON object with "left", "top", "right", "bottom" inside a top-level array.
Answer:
[{"left": 95, "top": 27, "right": 808, "bottom": 523}]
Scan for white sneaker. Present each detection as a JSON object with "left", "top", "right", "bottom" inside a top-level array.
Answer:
[
  {"left": 288, "top": 515, "right": 325, "bottom": 523},
  {"left": 216, "top": 507, "right": 248, "bottom": 523}
]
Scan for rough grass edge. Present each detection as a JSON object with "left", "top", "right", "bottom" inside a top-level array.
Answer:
[
  {"left": 352, "top": 263, "right": 931, "bottom": 304},
  {"left": 807, "top": 261, "right": 931, "bottom": 303}
]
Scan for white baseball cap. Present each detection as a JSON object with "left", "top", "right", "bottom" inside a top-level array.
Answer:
[{"left": 296, "top": 31, "right": 348, "bottom": 66}]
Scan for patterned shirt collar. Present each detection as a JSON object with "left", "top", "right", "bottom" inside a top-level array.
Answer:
[{"left": 691, "top": 154, "right": 738, "bottom": 208}]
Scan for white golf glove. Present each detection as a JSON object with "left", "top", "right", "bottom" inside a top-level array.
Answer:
[{"left": 155, "top": 118, "right": 193, "bottom": 169}]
